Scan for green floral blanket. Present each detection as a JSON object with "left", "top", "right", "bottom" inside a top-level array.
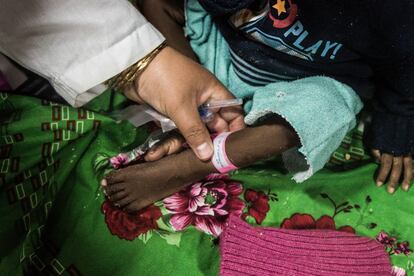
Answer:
[{"left": 0, "top": 91, "right": 413, "bottom": 275}]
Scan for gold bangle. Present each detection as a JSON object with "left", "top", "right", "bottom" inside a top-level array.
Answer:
[{"left": 106, "top": 41, "right": 167, "bottom": 91}]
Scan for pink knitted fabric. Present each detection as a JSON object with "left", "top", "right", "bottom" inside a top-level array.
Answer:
[{"left": 220, "top": 215, "right": 391, "bottom": 276}]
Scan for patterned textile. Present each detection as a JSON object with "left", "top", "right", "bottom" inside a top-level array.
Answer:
[{"left": 0, "top": 91, "right": 413, "bottom": 275}]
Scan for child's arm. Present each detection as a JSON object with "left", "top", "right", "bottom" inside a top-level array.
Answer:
[
  {"left": 102, "top": 117, "right": 299, "bottom": 212},
  {"left": 139, "top": 0, "right": 198, "bottom": 61}
]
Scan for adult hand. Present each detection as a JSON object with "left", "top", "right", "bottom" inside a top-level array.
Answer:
[
  {"left": 371, "top": 149, "right": 413, "bottom": 193},
  {"left": 124, "top": 46, "right": 245, "bottom": 161}
]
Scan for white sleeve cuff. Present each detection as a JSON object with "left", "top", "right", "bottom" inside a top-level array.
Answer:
[{"left": 56, "top": 23, "right": 165, "bottom": 107}]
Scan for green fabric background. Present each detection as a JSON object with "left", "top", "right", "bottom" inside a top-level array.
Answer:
[{"left": 0, "top": 91, "right": 413, "bottom": 275}]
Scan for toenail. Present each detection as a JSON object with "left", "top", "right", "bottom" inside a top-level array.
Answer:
[
  {"left": 101, "top": 179, "right": 107, "bottom": 187},
  {"left": 387, "top": 186, "right": 395, "bottom": 194}
]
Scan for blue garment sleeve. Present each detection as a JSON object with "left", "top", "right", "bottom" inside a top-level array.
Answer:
[{"left": 366, "top": 0, "right": 414, "bottom": 155}]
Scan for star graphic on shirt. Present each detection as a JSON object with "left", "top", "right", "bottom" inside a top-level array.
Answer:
[{"left": 273, "top": 0, "right": 287, "bottom": 16}]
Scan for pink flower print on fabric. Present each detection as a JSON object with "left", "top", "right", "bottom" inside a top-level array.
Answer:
[
  {"left": 376, "top": 231, "right": 397, "bottom": 248},
  {"left": 376, "top": 231, "right": 412, "bottom": 256},
  {"left": 393, "top": 241, "right": 412, "bottom": 256},
  {"left": 110, "top": 154, "right": 129, "bottom": 169},
  {"left": 163, "top": 174, "right": 245, "bottom": 236}
]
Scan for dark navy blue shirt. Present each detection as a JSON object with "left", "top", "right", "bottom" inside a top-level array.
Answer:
[{"left": 200, "top": 0, "right": 414, "bottom": 155}]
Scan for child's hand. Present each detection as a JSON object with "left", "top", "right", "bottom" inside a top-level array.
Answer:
[
  {"left": 144, "top": 131, "right": 185, "bottom": 162},
  {"left": 144, "top": 107, "right": 247, "bottom": 162},
  {"left": 372, "top": 149, "right": 413, "bottom": 193}
]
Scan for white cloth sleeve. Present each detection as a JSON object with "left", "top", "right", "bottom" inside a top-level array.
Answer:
[{"left": 0, "top": 0, "right": 165, "bottom": 107}]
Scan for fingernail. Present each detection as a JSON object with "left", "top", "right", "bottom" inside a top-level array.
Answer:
[
  {"left": 402, "top": 184, "right": 410, "bottom": 192},
  {"left": 387, "top": 186, "right": 395, "bottom": 194},
  {"left": 376, "top": 181, "right": 383, "bottom": 187},
  {"left": 196, "top": 142, "right": 213, "bottom": 160},
  {"left": 101, "top": 179, "right": 107, "bottom": 187}
]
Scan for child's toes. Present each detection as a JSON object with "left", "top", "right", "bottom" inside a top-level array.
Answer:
[
  {"left": 105, "top": 171, "right": 125, "bottom": 184},
  {"left": 101, "top": 179, "right": 108, "bottom": 187},
  {"left": 124, "top": 201, "right": 147, "bottom": 213},
  {"left": 110, "top": 190, "right": 128, "bottom": 202},
  {"left": 103, "top": 183, "right": 124, "bottom": 197},
  {"left": 114, "top": 196, "right": 134, "bottom": 208}
]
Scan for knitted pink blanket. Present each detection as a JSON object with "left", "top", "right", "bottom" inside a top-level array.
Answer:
[{"left": 220, "top": 215, "right": 391, "bottom": 275}]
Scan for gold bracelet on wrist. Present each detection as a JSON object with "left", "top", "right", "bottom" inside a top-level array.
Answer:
[{"left": 106, "top": 41, "right": 167, "bottom": 91}]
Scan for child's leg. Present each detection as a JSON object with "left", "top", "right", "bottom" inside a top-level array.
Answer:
[
  {"left": 102, "top": 116, "right": 299, "bottom": 212},
  {"left": 139, "top": 0, "right": 197, "bottom": 61}
]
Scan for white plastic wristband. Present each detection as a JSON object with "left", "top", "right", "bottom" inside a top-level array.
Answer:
[{"left": 212, "top": 132, "right": 238, "bottom": 174}]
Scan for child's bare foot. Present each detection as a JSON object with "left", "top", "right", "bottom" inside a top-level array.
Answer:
[
  {"left": 102, "top": 159, "right": 176, "bottom": 212},
  {"left": 101, "top": 147, "right": 213, "bottom": 212}
]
